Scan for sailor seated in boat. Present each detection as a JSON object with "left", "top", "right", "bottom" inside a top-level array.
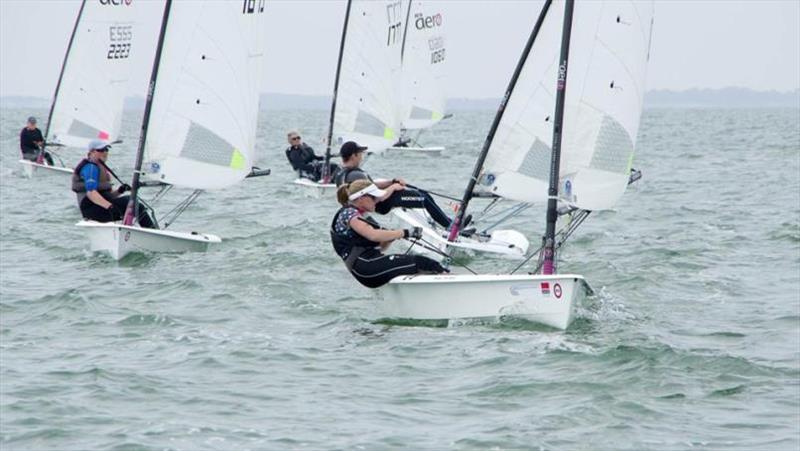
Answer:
[
  {"left": 285, "top": 130, "right": 339, "bottom": 182},
  {"left": 19, "top": 116, "right": 53, "bottom": 165},
  {"left": 333, "top": 141, "right": 470, "bottom": 230},
  {"left": 72, "top": 139, "right": 154, "bottom": 228},
  {"left": 331, "top": 180, "right": 448, "bottom": 288}
]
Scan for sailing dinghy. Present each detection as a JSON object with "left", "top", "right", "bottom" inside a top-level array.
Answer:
[
  {"left": 383, "top": 0, "right": 654, "bottom": 329},
  {"left": 77, "top": 0, "right": 267, "bottom": 260},
  {"left": 385, "top": 0, "right": 448, "bottom": 156},
  {"left": 19, "top": 0, "right": 136, "bottom": 178},
  {"left": 293, "top": 0, "right": 403, "bottom": 195}
]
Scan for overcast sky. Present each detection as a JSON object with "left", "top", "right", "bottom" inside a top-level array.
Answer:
[{"left": 1, "top": 0, "right": 798, "bottom": 99}]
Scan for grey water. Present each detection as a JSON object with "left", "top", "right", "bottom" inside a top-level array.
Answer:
[{"left": 1, "top": 106, "right": 798, "bottom": 450}]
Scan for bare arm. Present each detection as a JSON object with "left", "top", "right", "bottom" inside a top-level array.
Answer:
[{"left": 349, "top": 217, "right": 404, "bottom": 244}]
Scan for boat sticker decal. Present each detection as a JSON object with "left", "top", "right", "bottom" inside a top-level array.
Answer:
[{"left": 553, "top": 283, "right": 562, "bottom": 299}]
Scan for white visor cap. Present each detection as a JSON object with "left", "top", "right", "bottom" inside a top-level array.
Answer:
[{"left": 348, "top": 184, "right": 387, "bottom": 201}]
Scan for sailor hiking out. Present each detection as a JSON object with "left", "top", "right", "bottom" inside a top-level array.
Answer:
[
  {"left": 331, "top": 180, "right": 448, "bottom": 288},
  {"left": 72, "top": 139, "right": 154, "bottom": 228},
  {"left": 333, "top": 141, "right": 470, "bottom": 230}
]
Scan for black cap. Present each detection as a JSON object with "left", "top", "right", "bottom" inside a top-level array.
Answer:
[{"left": 339, "top": 141, "right": 368, "bottom": 159}]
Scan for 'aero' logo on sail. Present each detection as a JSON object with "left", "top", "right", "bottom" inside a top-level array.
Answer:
[
  {"left": 99, "top": 0, "right": 132, "bottom": 5},
  {"left": 415, "top": 13, "right": 442, "bottom": 29}
]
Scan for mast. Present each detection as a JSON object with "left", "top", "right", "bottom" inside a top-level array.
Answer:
[
  {"left": 400, "top": 0, "right": 413, "bottom": 63},
  {"left": 123, "top": 0, "right": 172, "bottom": 226},
  {"left": 541, "top": 0, "right": 575, "bottom": 275},
  {"left": 322, "top": 0, "right": 353, "bottom": 182},
  {"left": 43, "top": 0, "right": 87, "bottom": 142},
  {"left": 447, "top": 0, "right": 552, "bottom": 241}
]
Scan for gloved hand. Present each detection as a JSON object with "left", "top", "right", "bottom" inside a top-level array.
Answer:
[
  {"left": 403, "top": 226, "right": 423, "bottom": 239},
  {"left": 117, "top": 183, "right": 132, "bottom": 194}
]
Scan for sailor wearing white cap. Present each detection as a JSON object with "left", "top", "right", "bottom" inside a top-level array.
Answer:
[{"left": 330, "top": 179, "right": 448, "bottom": 288}]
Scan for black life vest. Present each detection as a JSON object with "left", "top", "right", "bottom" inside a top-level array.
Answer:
[
  {"left": 330, "top": 207, "right": 381, "bottom": 270},
  {"left": 333, "top": 166, "right": 372, "bottom": 187}
]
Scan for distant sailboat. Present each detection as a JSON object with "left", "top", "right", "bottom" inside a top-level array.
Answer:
[
  {"left": 19, "top": 0, "right": 136, "bottom": 178},
  {"left": 294, "top": 0, "right": 404, "bottom": 197},
  {"left": 386, "top": 0, "right": 448, "bottom": 156},
  {"left": 383, "top": 0, "right": 655, "bottom": 330},
  {"left": 76, "top": 0, "right": 268, "bottom": 260}
]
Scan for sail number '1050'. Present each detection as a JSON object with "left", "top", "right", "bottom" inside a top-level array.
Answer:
[
  {"left": 107, "top": 25, "right": 132, "bottom": 59},
  {"left": 242, "top": 0, "right": 265, "bottom": 14}
]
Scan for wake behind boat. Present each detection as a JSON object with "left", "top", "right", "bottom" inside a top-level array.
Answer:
[{"left": 77, "top": 0, "right": 267, "bottom": 260}]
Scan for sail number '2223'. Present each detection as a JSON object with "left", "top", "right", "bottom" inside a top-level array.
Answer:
[{"left": 107, "top": 25, "right": 132, "bottom": 59}]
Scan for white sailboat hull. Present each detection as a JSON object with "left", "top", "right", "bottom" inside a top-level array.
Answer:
[
  {"left": 383, "top": 145, "right": 444, "bottom": 156},
  {"left": 76, "top": 220, "right": 221, "bottom": 260},
  {"left": 381, "top": 274, "right": 591, "bottom": 330},
  {"left": 18, "top": 160, "right": 73, "bottom": 178},
  {"left": 292, "top": 178, "right": 336, "bottom": 199},
  {"left": 392, "top": 208, "right": 529, "bottom": 258}
]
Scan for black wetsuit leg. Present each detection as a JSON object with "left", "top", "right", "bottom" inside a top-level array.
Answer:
[
  {"left": 375, "top": 189, "right": 452, "bottom": 228},
  {"left": 349, "top": 249, "right": 446, "bottom": 288},
  {"left": 80, "top": 196, "right": 155, "bottom": 229},
  {"left": 43, "top": 152, "right": 54, "bottom": 166}
]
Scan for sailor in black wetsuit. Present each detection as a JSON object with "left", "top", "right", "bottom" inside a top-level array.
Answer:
[
  {"left": 333, "top": 141, "right": 470, "bottom": 229},
  {"left": 284, "top": 130, "right": 339, "bottom": 182},
  {"left": 331, "top": 179, "right": 448, "bottom": 288},
  {"left": 19, "top": 116, "right": 53, "bottom": 165}
]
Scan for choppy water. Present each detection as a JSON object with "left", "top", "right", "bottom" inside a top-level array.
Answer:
[{"left": 1, "top": 106, "right": 799, "bottom": 450}]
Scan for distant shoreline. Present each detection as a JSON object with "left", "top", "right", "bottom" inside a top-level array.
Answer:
[{"left": 2, "top": 88, "right": 798, "bottom": 111}]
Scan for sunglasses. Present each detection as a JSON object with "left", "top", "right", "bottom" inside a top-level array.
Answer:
[
  {"left": 291, "top": 136, "right": 301, "bottom": 141},
  {"left": 94, "top": 148, "right": 110, "bottom": 153}
]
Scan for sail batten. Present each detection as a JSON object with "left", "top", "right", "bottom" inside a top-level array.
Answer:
[
  {"left": 331, "top": 0, "right": 404, "bottom": 153},
  {"left": 476, "top": 0, "right": 654, "bottom": 211},
  {"left": 398, "top": 0, "right": 447, "bottom": 131},
  {"left": 46, "top": 0, "right": 136, "bottom": 149},
  {"left": 140, "top": 1, "right": 266, "bottom": 190}
]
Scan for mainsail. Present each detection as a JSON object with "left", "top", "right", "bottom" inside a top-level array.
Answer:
[
  {"left": 476, "top": 0, "right": 654, "bottom": 211},
  {"left": 398, "top": 0, "right": 447, "bottom": 131},
  {"left": 140, "top": 0, "right": 266, "bottom": 190},
  {"left": 330, "top": 0, "right": 404, "bottom": 153},
  {"left": 45, "top": 0, "right": 137, "bottom": 149}
]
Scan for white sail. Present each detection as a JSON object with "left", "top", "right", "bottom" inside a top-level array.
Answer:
[
  {"left": 47, "top": 0, "right": 137, "bottom": 149},
  {"left": 478, "top": 0, "right": 654, "bottom": 211},
  {"left": 399, "top": 0, "right": 447, "bottom": 131},
  {"left": 332, "top": 0, "right": 404, "bottom": 153},
  {"left": 142, "top": 0, "right": 266, "bottom": 190}
]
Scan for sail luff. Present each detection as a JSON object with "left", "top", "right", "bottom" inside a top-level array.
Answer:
[
  {"left": 447, "top": 0, "right": 553, "bottom": 241},
  {"left": 323, "top": 0, "right": 354, "bottom": 179},
  {"left": 541, "top": 0, "right": 575, "bottom": 275},
  {"left": 43, "top": 0, "right": 87, "bottom": 142},
  {"left": 124, "top": 0, "right": 173, "bottom": 226}
]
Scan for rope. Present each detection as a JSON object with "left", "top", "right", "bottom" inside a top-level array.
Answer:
[
  {"left": 403, "top": 183, "right": 462, "bottom": 203},
  {"left": 403, "top": 236, "right": 478, "bottom": 275}
]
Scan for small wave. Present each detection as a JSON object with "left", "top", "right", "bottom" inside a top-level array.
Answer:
[
  {"left": 116, "top": 314, "right": 180, "bottom": 327},
  {"left": 709, "top": 384, "right": 747, "bottom": 397}
]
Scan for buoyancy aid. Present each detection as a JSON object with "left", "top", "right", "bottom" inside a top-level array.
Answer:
[
  {"left": 330, "top": 207, "right": 382, "bottom": 271},
  {"left": 72, "top": 158, "right": 113, "bottom": 204}
]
